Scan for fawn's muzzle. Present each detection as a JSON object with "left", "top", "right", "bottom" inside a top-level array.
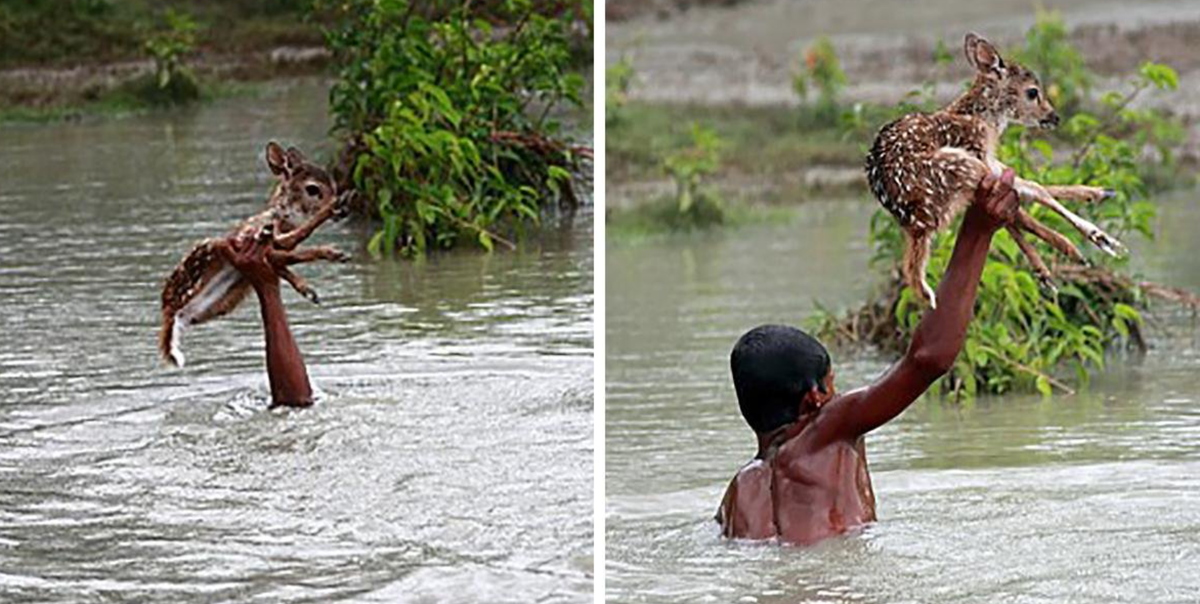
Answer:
[{"left": 1040, "top": 112, "right": 1060, "bottom": 128}]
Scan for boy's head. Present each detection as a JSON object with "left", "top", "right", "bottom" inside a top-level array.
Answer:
[{"left": 730, "top": 324, "right": 835, "bottom": 434}]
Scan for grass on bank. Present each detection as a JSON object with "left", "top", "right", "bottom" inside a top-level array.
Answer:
[
  {"left": 0, "top": 0, "right": 321, "bottom": 70},
  {"left": 607, "top": 102, "right": 869, "bottom": 185},
  {"left": 607, "top": 194, "right": 800, "bottom": 244}
]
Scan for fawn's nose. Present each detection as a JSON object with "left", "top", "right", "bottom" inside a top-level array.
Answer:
[{"left": 1040, "top": 112, "right": 1060, "bottom": 128}]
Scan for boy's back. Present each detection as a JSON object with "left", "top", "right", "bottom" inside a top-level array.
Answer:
[{"left": 719, "top": 409, "right": 876, "bottom": 544}]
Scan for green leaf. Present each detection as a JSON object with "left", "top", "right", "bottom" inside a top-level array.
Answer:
[
  {"left": 1139, "top": 62, "right": 1179, "bottom": 90},
  {"left": 1035, "top": 375, "right": 1052, "bottom": 397}
]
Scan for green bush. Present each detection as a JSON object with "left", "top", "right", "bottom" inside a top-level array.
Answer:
[
  {"left": 815, "top": 37, "right": 1187, "bottom": 398},
  {"left": 135, "top": 8, "right": 202, "bottom": 106},
  {"left": 663, "top": 123, "right": 724, "bottom": 221},
  {"left": 605, "top": 57, "right": 634, "bottom": 127},
  {"left": 793, "top": 37, "right": 846, "bottom": 123},
  {"left": 321, "top": 0, "right": 588, "bottom": 256},
  {"left": 1012, "top": 10, "right": 1090, "bottom": 114}
]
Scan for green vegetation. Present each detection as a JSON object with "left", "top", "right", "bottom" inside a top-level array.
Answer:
[
  {"left": 321, "top": 0, "right": 590, "bottom": 256},
  {"left": 662, "top": 123, "right": 725, "bottom": 227},
  {"left": 0, "top": 0, "right": 319, "bottom": 69},
  {"left": 813, "top": 17, "right": 1192, "bottom": 398},
  {"left": 607, "top": 103, "right": 862, "bottom": 185},
  {"left": 0, "top": 1, "right": 324, "bottom": 120},
  {"left": 793, "top": 36, "right": 846, "bottom": 124},
  {"left": 605, "top": 57, "right": 633, "bottom": 127},
  {"left": 127, "top": 9, "right": 202, "bottom": 106},
  {"left": 1011, "top": 9, "right": 1090, "bottom": 113}
]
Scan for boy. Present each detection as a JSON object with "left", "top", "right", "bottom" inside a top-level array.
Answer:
[{"left": 717, "top": 170, "right": 1019, "bottom": 544}]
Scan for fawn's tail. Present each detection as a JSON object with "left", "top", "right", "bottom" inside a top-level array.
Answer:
[
  {"left": 158, "top": 310, "right": 186, "bottom": 367},
  {"left": 902, "top": 230, "right": 937, "bottom": 309}
]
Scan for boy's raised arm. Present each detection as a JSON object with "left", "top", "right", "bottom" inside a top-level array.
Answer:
[{"left": 815, "top": 169, "right": 1019, "bottom": 441}]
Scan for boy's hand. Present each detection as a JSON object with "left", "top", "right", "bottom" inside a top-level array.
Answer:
[
  {"left": 968, "top": 168, "right": 1019, "bottom": 232},
  {"left": 217, "top": 227, "right": 281, "bottom": 289}
]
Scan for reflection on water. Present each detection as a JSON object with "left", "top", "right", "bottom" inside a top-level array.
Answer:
[
  {"left": 606, "top": 195, "right": 1200, "bottom": 603},
  {"left": 0, "top": 79, "right": 593, "bottom": 603}
]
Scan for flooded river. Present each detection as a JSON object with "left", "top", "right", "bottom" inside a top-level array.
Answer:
[
  {"left": 606, "top": 195, "right": 1200, "bottom": 602},
  {"left": 0, "top": 80, "right": 593, "bottom": 602}
]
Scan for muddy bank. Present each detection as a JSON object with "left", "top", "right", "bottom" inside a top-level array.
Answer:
[
  {"left": 607, "top": 0, "right": 1200, "bottom": 199},
  {"left": 608, "top": 0, "right": 1200, "bottom": 107},
  {"left": 0, "top": 46, "right": 329, "bottom": 110}
]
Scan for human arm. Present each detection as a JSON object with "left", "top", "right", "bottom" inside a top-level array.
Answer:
[
  {"left": 814, "top": 169, "right": 1019, "bottom": 439},
  {"left": 216, "top": 230, "right": 313, "bottom": 407}
]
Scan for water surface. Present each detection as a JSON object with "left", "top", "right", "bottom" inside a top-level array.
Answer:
[
  {"left": 0, "top": 80, "right": 593, "bottom": 603},
  {"left": 606, "top": 195, "right": 1200, "bottom": 603}
]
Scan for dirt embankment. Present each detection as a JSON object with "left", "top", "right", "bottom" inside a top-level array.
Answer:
[
  {"left": 0, "top": 47, "right": 329, "bottom": 110},
  {"left": 606, "top": 0, "right": 1200, "bottom": 202},
  {"left": 609, "top": 1, "right": 1200, "bottom": 110}
]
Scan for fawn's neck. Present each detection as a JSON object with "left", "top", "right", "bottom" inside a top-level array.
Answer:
[{"left": 945, "top": 77, "right": 1007, "bottom": 132}]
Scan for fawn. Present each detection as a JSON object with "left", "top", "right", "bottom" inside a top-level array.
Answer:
[
  {"left": 159, "top": 142, "right": 350, "bottom": 367},
  {"left": 865, "top": 32, "right": 1123, "bottom": 309}
]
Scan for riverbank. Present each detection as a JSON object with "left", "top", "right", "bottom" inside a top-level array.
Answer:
[
  {"left": 0, "top": 46, "right": 329, "bottom": 122},
  {"left": 0, "top": 1, "right": 328, "bottom": 121},
  {"left": 606, "top": 0, "right": 1200, "bottom": 223}
]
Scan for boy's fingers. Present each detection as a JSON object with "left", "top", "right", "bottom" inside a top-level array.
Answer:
[{"left": 998, "top": 168, "right": 1015, "bottom": 189}]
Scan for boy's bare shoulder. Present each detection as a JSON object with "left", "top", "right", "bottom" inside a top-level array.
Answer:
[{"left": 717, "top": 459, "right": 776, "bottom": 539}]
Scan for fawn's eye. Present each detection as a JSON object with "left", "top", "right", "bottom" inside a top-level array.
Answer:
[
  {"left": 304, "top": 184, "right": 321, "bottom": 197},
  {"left": 1026, "top": 88, "right": 1039, "bottom": 100}
]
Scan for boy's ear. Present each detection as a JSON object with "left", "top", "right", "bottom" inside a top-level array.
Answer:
[
  {"left": 801, "top": 384, "right": 827, "bottom": 410},
  {"left": 266, "top": 142, "right": 288, "bottom": 177},
  {"left": 964, "top": 32, "right": 1006, "bottom": 78}
]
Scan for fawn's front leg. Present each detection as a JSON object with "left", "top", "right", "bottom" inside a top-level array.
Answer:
[
  {"left": 273, "top": 190, "right": 357, "bottom": 251},
  {"left": 1043, "top": 184, "right": 1114, "bottom": 203}
]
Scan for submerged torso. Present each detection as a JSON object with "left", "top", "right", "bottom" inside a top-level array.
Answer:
[{"left": 718, "top": 413, "right": 877, "bottom": 545}]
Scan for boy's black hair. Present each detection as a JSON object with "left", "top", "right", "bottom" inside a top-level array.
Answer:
[{"left": 730, "top": 324, "right": 831, "bottom": 434}]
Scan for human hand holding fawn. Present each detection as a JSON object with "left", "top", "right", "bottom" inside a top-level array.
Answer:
[{"left": 965, "top": 168, "right": 1019, "bottom": 233}]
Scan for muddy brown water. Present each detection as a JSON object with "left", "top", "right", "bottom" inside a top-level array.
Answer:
[
  {"left": 0, "top": 80, "right": 593, "bottom": 603},
  {"left": 606, "top": 195, "right": 1200, "bottom": 602}
]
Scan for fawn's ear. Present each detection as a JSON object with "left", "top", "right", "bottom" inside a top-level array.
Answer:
[
  {"left": 964, "top": 32, "right": 1006, "bottom": 78},
  {"left": 266, "top": 142, "right": 288, "bottom": 176},
  {"left": 285, "top": 146, "right": 307, "bottom": 169}
]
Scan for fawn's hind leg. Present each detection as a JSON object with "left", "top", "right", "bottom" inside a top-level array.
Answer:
[
  {"left": 1013, "top": 208, "right": 1085, "bottom": 264},
  {"left": 1006, "top": 224, "right": 1056, "bottom": 293},
  {"left": 1011, "top": 177, "right": 1125, "bottom": 257},
  {"left": 273, "top": 245, "right": 351, "bottom": 265},
  {"left": 276, "top": 266, "right": 320, "bottom": 305},
  {"left": 902, "top": 230, "right": 937, "bottom": 309}
]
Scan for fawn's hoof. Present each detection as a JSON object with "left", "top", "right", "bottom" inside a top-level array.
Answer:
[
  {"left": 1037, "top": 274, "right": 1059, "bottom": 296},
  {"left": 1100, "top": 188, "right": 1117, "bottom": 201},
  {"left": 1089, "top": 230, "right": 1126, "bottom": 258},
  {"left": 333, "top": 190, "right": 357, "bottom": 221},
  {"left": 303, "top": 289, "right": 321, "bottom": 305},
  {"left": 258, "top": 224, "right": 274, "bottom": 242}
]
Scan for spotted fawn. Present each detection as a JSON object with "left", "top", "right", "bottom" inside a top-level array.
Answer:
[
  {"left": 866, "top": 32, "right": 1122, "bottom": 309},
  {"left": 159, "top": 142, "right": 350, "bottom": 367}
]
